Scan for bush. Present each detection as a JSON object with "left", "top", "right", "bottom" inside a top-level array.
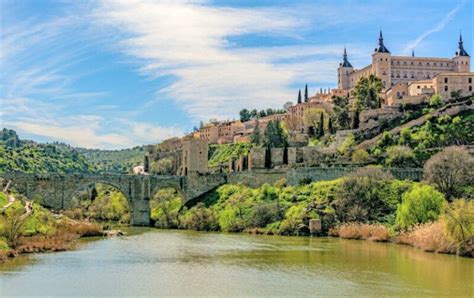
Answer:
[
  {"left": 337, "top": 223, "right": 389, "bottom": 242},
  {"left": 151, "top": 188, "right": 181, "bottom": 228},
  {"left": 351, "top": 149, "right": 370, "bottom": 164},
  {"left": 0, "top": 208, "right": 26, "bottom": 248},
  {"left": 179, "top": 203, "right": 218, "bottom": 231},
  {"left": 332, "top": 167, "right": 395, "bottom": 223},
  {"left": 218, "top": 207, "right": 245, "bottom": 232},
  {"left": 442, "top": 199, "right": 474, "bottom": 243},
  {"left": 396, "top": 184, "right": 445, "bottom": 230},
  {"left": 250, "top": 203, "right": 281, "bottom": 228},
  {"left": 395, "top": 221, "right": 455, "bottom": 253},
  {"left": 424, "top": 146, "right": 473, "bottom": 200},
  {"left": 385, "top": 145, "right": 416, "bottom": 167}
]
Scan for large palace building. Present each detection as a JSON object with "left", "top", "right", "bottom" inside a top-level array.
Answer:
[{"left": 336, "top": 31, "right": 472, "bottom": 105}]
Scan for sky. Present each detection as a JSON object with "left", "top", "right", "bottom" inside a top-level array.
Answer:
[{"left": 0, "top": 0, "right": 472, "bottom": 149}]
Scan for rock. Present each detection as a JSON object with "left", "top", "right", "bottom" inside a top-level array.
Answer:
[{"left": 104, "top": 230, "right": 125, "bottom": 237}]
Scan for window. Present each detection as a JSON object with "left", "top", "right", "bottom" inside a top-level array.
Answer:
[
  {"left": 469, "top": 86, "right": 472, "bottom": 92},
  {"left": 444, "top": 86, "right": 448, "bottom": 92},
  {"left": 434, "top": 62, "right": 437, "bottom": 66},
  {"left": 417, "top": 86, "right": 420, "bottom": 89},
  {"left": 411, "top": 62, "right": 414, "bottom": 65},
  {"left": 469, "top": 78, "right": 472, "bottom": 83},
  {"left": 404, "top": 61, "right": 407, "bottom": 65},
  {"left": 444, "top": 77, "right": 448, "bottom": 83},
  {"left": 427, "top": 62, "right": 430, "bottom": 66},
  {"left": 419, "top": 62, "right": 422, "bottom": 66}
]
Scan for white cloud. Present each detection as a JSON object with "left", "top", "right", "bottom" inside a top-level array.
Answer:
[
  {"left": 403, "top": 0, "right": 465, "bottom": 55},
  {"left": 92, "top": 0, "right": 366, "bottom": 121}
]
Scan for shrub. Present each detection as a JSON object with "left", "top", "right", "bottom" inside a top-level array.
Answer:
[
  {"left": 250, "top": 203, "right": 281, "bottom": 228},
  {"left": 150, "top": 158, "right": 174, "bottom": 175},
  {"left": 151, "top": 188, "right": 181, "bottom": 228},
  {"left": 218, "top": 207, "right": 245, "bottom": 232},
  {"left": 395, "top": 221, "right": 455, "bottom": 253},
  {"left": 385, "top": 145, "right": 416, "bottom": 167},
  {"left": 429, "top": 93, "right": 442, "bottom": 108},
  {"left": 332, "top": 167, "right": 395, "bottom": 223},
  {"left": 179, "top": 203, "right": 218, "bottom": 231},
  {"left": 396, "top": 184, "right": 445, "bottom": 230},
  {"left": 337, "top": 223, "right": 389, "bottom": 242},
  {"left": 351, "top": 149, "right": 370, "bottom": 164},
  {"left": 441, "top": 199, "right": 474, "bottom": 243},
  {"left": 0, "top": 208, "right": 26, "bottom": 248},
  {"left": 424, "top": 146, "right": 473, "bottom": 200},
  {"left": 337, "top": 133, "right": 355, "bottom": 155}
]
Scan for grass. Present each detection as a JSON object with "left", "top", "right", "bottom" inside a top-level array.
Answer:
[
  {"left": 395, "top": 221, "right": 456, "bottom": 254},
  {"left": 332, "top": 223, "right": 390, "bottom": 242}
]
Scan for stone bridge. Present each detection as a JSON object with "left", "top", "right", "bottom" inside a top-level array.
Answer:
[
  {"left": 0, "top": 167, "right": 423, "bottom": 226},
  {"left": 0, "top": 172, "right": 227, "bottom": 226}
]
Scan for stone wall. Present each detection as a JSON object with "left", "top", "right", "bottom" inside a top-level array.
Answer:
[{"left": 248, "top": 147, "right": 266, "bottom": 170}]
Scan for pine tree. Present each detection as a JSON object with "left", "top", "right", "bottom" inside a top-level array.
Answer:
[
  {"left": 304, "top": 84, "right": 308, "bottom": 102},
  {"left": 297, "top": 89, "right": 302, "bottom": 104},
  {"left": 250, "top": 121, "right": 262, "bottom": 146},
  {"left": 328, "top": 117, "right": 335, "bottom": 134},
  {"left": 317, "top": 112, "right": 324, "bottom": 138}
]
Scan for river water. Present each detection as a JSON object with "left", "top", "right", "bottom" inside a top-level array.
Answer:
[{"left": 1, "top": 229, "right": 472, "bottom": 296}]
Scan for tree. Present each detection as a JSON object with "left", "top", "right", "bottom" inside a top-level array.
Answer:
[
  {"left": 353, "top": 75, "right": 384, "bottom": 111},
  {"left": 351, "top": 149, "right": 370, "bottom": 164},
  {"left": 258, "top": 110, "right": 267, "bottom": 118},
  {"left": 450, "top": 90, "right": 462, "bottom": 100},
  {"left": 264, "top": 120, "right": 287, "bottom": 148},
  {"left": 395, "top": 184, "right": 445, "bottom": 230},
  {"left": 304, "top": 84, "right": 309, "bottom": 102},
  {"left": 317, "top": 112, "right": 324, "bottom": 138},
  {"left": 150, "top": 158, "right": 174, "bottom": 175},
  {"left": 250, "top": 109, "right": 258, "bottom": 119},
  {"left": 327, "top": 117, "right": 335, "bottom": 134},
  {"left": 1, "top": 208, "right": 27, "bottom": 248},
  {"left": 333, "top": 96, "right": 350, "bottom": 130},
  {"left": 429, "top": 93, "right": 442, "bottom": 108},
  {"left": 283, "top": 101, "right": 293, "bottom": 111},
  {"left": 385, "top": 145, "right": 416, "bottom": 167},
  {"left": 297, "top": 89, "right": 302, "bottom": 104},
  {"left": 303, "top": 108, "right": 326, "bottom": 137},
  {"left": 442, "top": 199, "right": 474, "bottom": 243},
  {"left": 250, "top": 121, "right": 263, "bottom": 146},
  {"left": 239, "top": 109, "right": 251, "bottom": 122},
  {"left": 151, "top": 188, "right": 181, "bottom": 228},
  {"left": 424, "top": 146, "right": 473, "bottom": 200}
]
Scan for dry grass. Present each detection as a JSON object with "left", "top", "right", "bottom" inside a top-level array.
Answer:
[
  {"left": 395, "top": 221, "right": 456, "bottom": 254},
  {"left": 16, "top": 233, "right": 77, "bottom": 254},
  {"left": 58, "top": 221, "right": 103, "bottom": 237},
  {"left": 336, "top": 223, "right": 390, "bottom": 242}
]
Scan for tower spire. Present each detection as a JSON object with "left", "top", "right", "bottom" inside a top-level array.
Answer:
[
  {"left": 340, "top": 47, "right": 353, "bottom": 67},
  {"left": 375, "top": 30, "right": 390, "bottom": 53},
  {"left": 456, "top": 32, "right": 469, "bottom": 56},
  {"left": 412, "top": 48, "right": 415, "bottom": 57}
]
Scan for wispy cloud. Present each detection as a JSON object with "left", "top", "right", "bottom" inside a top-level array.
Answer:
[
  {"left": 92, "top": 0, "right": 368, "bottom": 121},
  {"left": 403, "top": 0, "right": 466, "bottom": 54}
]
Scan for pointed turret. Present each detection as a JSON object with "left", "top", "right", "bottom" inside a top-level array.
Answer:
[
  {"left": 340, "top": 47, "right": 353, "bottom": 67},
  {"left": 297, "top": 89, "right": 302, "bottom": 104},
  {"left": 375, "top": 30, "right": 390, "bottom": 53},
  {"left": 412, "top": 49, "right": 415, "bottom": 57},
  {"left": 304, "top": 84, "right": 308, "bottom": 102},
  {"left": 455, "top": 33, "right": 469, "bottom": 57}
]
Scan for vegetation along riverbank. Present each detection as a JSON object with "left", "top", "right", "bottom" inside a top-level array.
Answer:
[{"left": 148, "top": 146, "right": 473, "bottom": 258}]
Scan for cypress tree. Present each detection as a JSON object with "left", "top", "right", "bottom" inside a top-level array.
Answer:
[
  {"left": 297, "top": 89, "right": 302, "bottom": 104},
  {"left": 328, "top": 117, "right": 335, "bottom": 134},
  {"left": 317, "top": 112, "right": 324, "bottom": 138},
  {"left": 304, "top": 84, "right": 308, "bottom": 102}
]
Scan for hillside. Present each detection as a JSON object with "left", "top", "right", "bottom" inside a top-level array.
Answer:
[
  {"left": 0, "top": 129, "right": 145, "bottom": 174},
  {"left": 0, "top": 129, "right": 95, "bottom": 173},
  {"left": 75, "top": 146, "right": 145, "bottom": 173}
]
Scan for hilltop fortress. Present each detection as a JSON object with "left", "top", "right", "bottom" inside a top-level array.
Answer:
[
  {"left": 145, "top": 31, "right": 473, "bottom": 176},
  {"left": 337, "top": 31, "right": 471, "bottom": 105}
]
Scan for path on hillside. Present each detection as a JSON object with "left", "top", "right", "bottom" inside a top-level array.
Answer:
[
  {"left": 1, "top": 179, "right": 34, "bottom": 218},
  {"left": 357, "top": 99, "right": 473, "bottom": 150}
]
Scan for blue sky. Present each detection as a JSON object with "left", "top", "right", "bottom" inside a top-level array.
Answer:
[{"left": 0, "top": 0, "right": 472, "bottom": 149}]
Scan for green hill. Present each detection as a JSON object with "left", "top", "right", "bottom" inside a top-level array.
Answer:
[
  {"left": 75, "top": 146, "right": 145, "bottom": 173},
  {"left": 0, "top": 129, "right": 95, "bottom": 173}
]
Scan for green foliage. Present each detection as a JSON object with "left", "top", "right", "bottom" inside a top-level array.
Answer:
[
  {"left": 150, "top": 188, "right": 181, "bottom": 228},
  {"left": 179, "top": 203, "right": 219, "bottom": 231},
  {"left": 333, "top": 96, "right": 351, "bottom": 130},
  {"left": 77, "top": 146, "right": 145, "bottom": 173},
  {"left": 351, "top": 148, "right": 370, "bottom": 164},
  {"left": 385, "top": 145, "right": 417, "bottom": 167},
  {"left": 208, "top": 142, "right": 252, "bottom": 167},
  {"left": 353, "top": 75, "right": 384, "bottom": 111},
  {"left": 396, "top": 184, "right": 445, "bottom": 230},
  {"left": 150, "top": 158, "right": 174, "bottom": 175},
  {"left": 263, "top": 120, "right": 287, "bottom": 148},
  {"left": 429, "top": 93, "right": 442, "bottom": 108},
  {"left": 337, "top": 133, "right": 356, "bottom": 155},
  {"left": 332, "top": 168, "right": 398, "bottom": 223},
  {"left": 0, "top": 129, "right": 95, "bottom": 174},
  {"left": 442, "top": 199, "right": 474, "bottom": 243}
]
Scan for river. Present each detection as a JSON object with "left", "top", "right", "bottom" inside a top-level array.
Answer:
[{"left": 1, "top": 229, "right": 472, "bottom": 296}]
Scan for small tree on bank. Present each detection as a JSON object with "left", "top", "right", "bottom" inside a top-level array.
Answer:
[{"left": 423, "top": 146, "right": 473, "bottom": 201}]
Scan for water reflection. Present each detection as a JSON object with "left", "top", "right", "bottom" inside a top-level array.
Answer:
[{"left": 1, "top": 230, "right": 472, "bottom": 296}]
